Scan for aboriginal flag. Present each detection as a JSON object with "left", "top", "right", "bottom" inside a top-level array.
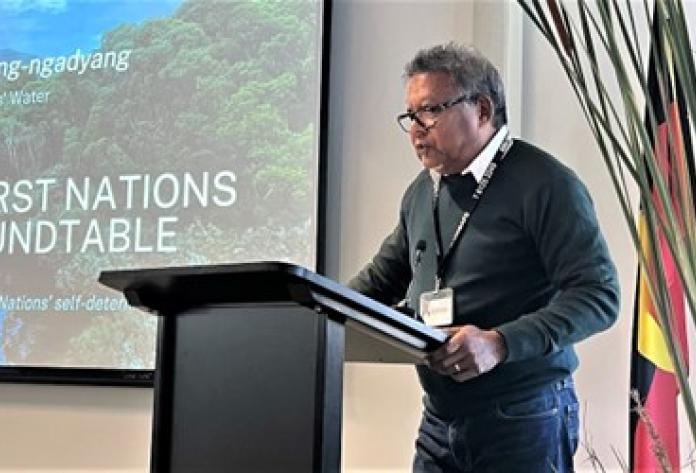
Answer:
[{"left": 629, "top": 7, "right": 695, "bottom": 473}]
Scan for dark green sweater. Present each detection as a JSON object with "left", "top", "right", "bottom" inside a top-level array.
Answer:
[{"left": 348, "top": 139, "right": 619, "bottom": 419}]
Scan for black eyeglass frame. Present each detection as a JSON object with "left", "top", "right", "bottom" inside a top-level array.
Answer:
[{"left": 396, "top": 94, "right": 473, "bottom": 133}]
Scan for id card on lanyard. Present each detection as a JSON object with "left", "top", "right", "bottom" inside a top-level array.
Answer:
[{"left": 419, "top": 134, "right": 512, "bottom": 327}]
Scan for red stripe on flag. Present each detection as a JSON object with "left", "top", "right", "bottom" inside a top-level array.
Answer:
[
  {"left": 658, "top": 230, "right": 688, "bottom": 368},
  {"left": 633, "top": 369, "right": 680, "bottom": 472},
  {"left": 654, "top": 116, "right": 689, "bottom": 370}
]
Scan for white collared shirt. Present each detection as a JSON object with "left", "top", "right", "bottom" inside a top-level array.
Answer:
[{"left": 430, "top": 124, "right": 510, "bottom": 185}]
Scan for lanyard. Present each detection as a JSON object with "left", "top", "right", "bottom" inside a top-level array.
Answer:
[{"left": 432, "top": 134, "right": 512, "bottom": 291}]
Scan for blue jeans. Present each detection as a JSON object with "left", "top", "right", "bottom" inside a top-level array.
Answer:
[{"left": 413, "top": 378, "right": 579, "bottom": 473}]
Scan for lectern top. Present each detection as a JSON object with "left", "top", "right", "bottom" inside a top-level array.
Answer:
[{"left": 99, "top": 261, "right": 447, "bottom": 355}]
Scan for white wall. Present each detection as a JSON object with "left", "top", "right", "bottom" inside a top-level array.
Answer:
[
  {"left": 0, "top": 384, "right": 152, "bottom": 471},
  {"left": 0, "top": 1, "right": 687, "bottom": 472}
]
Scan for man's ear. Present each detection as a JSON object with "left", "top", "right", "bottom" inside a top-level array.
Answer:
[{"left": 477, "top": 96, "right": 494, "bottom": 125}]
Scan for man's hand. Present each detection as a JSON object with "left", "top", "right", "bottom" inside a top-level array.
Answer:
[{"left": 427, "top": 325, "right": 508, "bottom": 382}]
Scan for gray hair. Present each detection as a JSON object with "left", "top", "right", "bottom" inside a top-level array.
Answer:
[{"left": 404, "top": 43, "right": 507, "bottom": 128}]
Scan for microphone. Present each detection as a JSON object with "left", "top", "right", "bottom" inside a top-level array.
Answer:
[
  {"left": 415, "top": 240, "right": 426, "bottom": 266},
  {"left": 392, "top": 240, "right": 427, "bottom": 320}
]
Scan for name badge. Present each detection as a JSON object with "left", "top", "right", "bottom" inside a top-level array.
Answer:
[{"left": 419, "top": 287, "right": 454, "bottom": 326}]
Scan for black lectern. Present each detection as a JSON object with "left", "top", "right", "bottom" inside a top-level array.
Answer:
[{"left": 100, "top": 262, "right": 446, "bottom": 473}]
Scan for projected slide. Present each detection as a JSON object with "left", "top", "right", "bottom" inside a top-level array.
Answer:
[{"left": 0, "top": 0, "right": 323, "bottom": 370}]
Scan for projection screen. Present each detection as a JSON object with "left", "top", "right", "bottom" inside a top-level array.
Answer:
[{"left": 0, "top": 0, "right": 328, "bottom": 383}]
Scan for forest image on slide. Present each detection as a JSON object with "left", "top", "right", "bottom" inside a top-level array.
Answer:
[{"left": 0, "top": 0, "right": 321, "bottom": 368}]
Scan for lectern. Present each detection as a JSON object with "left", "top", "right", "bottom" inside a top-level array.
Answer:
[{"left": 100, "top": 262, "right": 446, "bottom": 473}]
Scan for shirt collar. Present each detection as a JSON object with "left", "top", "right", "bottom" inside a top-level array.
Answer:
[{"left": 430, "top": 124, "right": 510, "bottom": 185}]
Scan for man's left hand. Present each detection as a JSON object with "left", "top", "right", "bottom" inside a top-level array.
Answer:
[{"left": 427, "top": 325, "right": 508, "bottom": 382}]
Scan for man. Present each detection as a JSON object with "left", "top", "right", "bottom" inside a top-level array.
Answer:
[{"left": 348, "top": 43, "right": 619, "bottom": 472}]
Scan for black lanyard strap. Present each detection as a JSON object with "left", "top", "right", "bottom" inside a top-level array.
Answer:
[{"left": 432, "top": 134, "right": 513, "bottom": 291}]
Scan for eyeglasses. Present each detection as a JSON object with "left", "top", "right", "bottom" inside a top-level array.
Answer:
[{"left": 396, "top": 94, "right": 472, "bottom": 133}]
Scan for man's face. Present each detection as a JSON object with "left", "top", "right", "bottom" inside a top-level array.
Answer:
[{"left": 405, "top": 72, "right": 489, "bottom": 174}]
